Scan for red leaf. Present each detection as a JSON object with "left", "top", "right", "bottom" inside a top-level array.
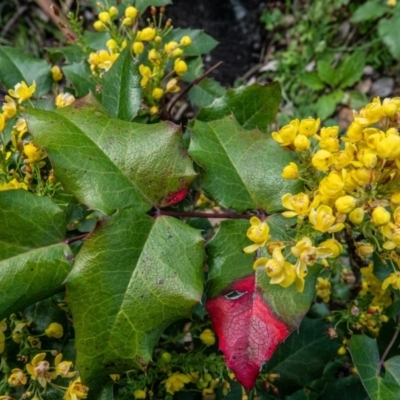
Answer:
[
  {"left": 164, "top": 187, "right": 189, "bottom": 206},
  {"left": 206, "top": 275, "right": 290, "bottom": 390}
]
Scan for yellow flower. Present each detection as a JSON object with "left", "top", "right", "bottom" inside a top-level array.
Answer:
[
  {"left": 106, "top": 39, "right": 118, "bottom": 51},
  {"left": 319, "top": 238, "right": 343, "bottom": 258},
  {"left": 243, "top": 216, "right": 270, "bottom": 253},
  {"left": 140, "top": 27, "right": 156, "bottom": 41},
  {"left": 108, "top": 6, "right": 118, "bottom": 18},
  {"left": 166, "top": 78, "right": 180, "bottom": 93},
  {"left": 148, "top": 49, "right": 161, "bottom": 65},
  {"left": 165, "top": 41, "right": 179, "bottom": 54},
  {"left": 354, "top": 97, "right": 384, "bottom": 126},
  {"left": 0, "top": 179, "right": 27, "bottom": 191},
  {"left": 298, "top": 117, "right": 320, "bottom": 137},
  {"left": 254, "top": 248, "right": 296, "bottom": 288},
  {"left": 382, "top": 97, "right": 399, "bottom": 116},
  {"left": 8, "top": 368, "right": 27, "bottom": 387},
  {"left": 149, "top": 106, "right": 159, "bottom": 115},
  {"left": 271, "top": 119, "right": 299, "bottom": 147},
  {"left": 152, "top": 88, "right": 164, "bottom": 100},
  {"left": 52, "top": 354, "right": 75, "bottom": 379},
  {"left": 139, "top": 64, "right": 152, "bottom": 87},
  {"left": 174, "top": 58, "right": 188, "bottom": 76},
  {"left": 355, "top": 242, "right": 374, "bottom": 258},
  {"left": 318, "top": 171, "right": 345, "bottom": 202},
  {"left": 371, "top": 207, "right": 391, "bottom": 226},
  {"left": 180, "top": 36, "right": 192, "bottom": 47},
  {"left": 132, "top": 41, "right": 144, "bottom": 54},
  {"left": 0, "top": 114, "right": 5, "bottom": 131},
  {"left": 387, "top": 0, "right": 396, "bottom": 7},
  {"left": 335, "top": 195, "right": 356, "bottom": 214},
  {"left": 2, "top": 95, "right": 17, "bottom": 119},
  {"left": 98, "top": 11, "right": 111, "bottom": 23},
  {"left": 349, "top": 207, "right": 364, "bottom": 224},
  {"left": 55, "top": 93, "right": 75, "bottom": 108},
  {"left": 281, "top": 162, "right": 298, "bottom": 179},
  {"left": 164, "top": 373, "right": 191, "bottom": 394},
  {"left": 345, "top": 121, "right": 363, "bottom": 142},
  {"left": 312, "top": 150, "right": 333, "bottom": 171},
  {"left": 122, "top": 17, "right": 132, "bottom": 26},
  {"left": 199, "top": 329, "right": 216, "bottom": 346},
  {"left": 24, "top": 143, "right": 45, "bottom": 164},
  {"left": 93, "top": 20, "right": 106, "bottom": 31},
  {"left": 45, "top": 322, "right": 63, "bottom": 339},
  {"left": 26, "top": 353, "right": 51, "bottom": 388},
  {"left": 309, "top": 205, "right": 345, "bottom": 233},
  {"left": 316, "top": 277, "right": 331, "bottom": 302},
  {"left": 125, "top": 6, "right": 138, "bottom": 19},
  {"left": 382, "top": 272, "right": 400, "bottom": 290},
  {"left": 281, "top": 192, "right": 319, "bottom": 219},
  {"left": 64, "top": 377, "right": 89, "bottom": 400},
  {"left": 291, "top": 237, "right": 332, "bottom": 292},
  {"left": 293, "top": 134, "right": 310, "bottom": 151},
  {"left": 133, "top": 390, "right": 146, "bottom": 399},
  {"left": 51, "top": 65, "right": 63, "bottom": 82},
  {"left": 377, "top": 131, "right": 400, "bottom": 159},
  {"left": 8, "top": 80, "right": 36, "bottom": 104}
]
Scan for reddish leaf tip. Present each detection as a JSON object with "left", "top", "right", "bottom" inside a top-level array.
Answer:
[
  {"left": 164, "top": 187, "right": 189, "bottom": 206},
  {"left": 206, "top": 275, "right": 290, "bottom": 390}
]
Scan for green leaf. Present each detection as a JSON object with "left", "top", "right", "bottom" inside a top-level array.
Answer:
[
  {"left": 102, "top": 46, "right": 142, "bottom": 121},
  {"left": 188, "top": 117, "right": 302, "bottom": 212},
  {"left": 323, "top": 376, "right": 369, "bottom": 400},
  {"left": 317, "top": 60, "right": 339, "bottom": 87},
  {"left": 0, "top": 46, "right": 52, "bottom": 97},
  {"left": 299, "top": 72, "right": 325, "bottom": 91},
  {"left": 164, "top": 28, "right": 218, "bottom": 57},
  {"left": 189, "top": 78, "right": 227, "bottom": 107},
  {"left": 0, "top": 243, "right": 73, "bottom": 320},
  {"left": 349, "top": 334, "right": 400, "bottom": 400},
  {"left": 384, "top": 356, "right": 400, "bottom": 386},
  {"left": 338, "top": 52, "right": 366, "bottom": 89},
  {"left": 207, "top": 219, "right": 254, "bottom": 298},
  {"left": 0, "top": 190, "right": 66, "bottom": 260},
  {"left": 351, "top": 1, "right": 388, "bottom": 23},
  {"left": 66, "top": 210, "right": 204, "bottom": 393},
  {"left": 378, "top": 14, "right": 400, "bottom": 61},
  {"left": 133, "top": 0, "right": 172, "bottom": 13},
  {"left": 25, "top": 95, "right": 196, "bottom": 215},
  {"left": 63, "top": 61, "right": 96, "bottom": 97},
  {"left": 266, "top": 318, "right": 341, "bottom": 395},
  {"left": 315, "top": 90, "right": 343, "bottom": 120},
  {"left": 47, "top": 45, "right": 85, "bottom": 64},
  {"left": 197, "top": 82, "right": 282, "bottom": 130}
]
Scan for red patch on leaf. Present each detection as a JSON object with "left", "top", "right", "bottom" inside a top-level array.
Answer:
[
  {"left": 164, "top": 187, "right": 189, "bottom": 206},
  {"left": 206, "top": 275, "right": 290, "bottom": 391}
]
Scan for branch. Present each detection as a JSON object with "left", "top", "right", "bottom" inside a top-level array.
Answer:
[
  {"left": 378, "top": 314, "right": 400, "bottom": 375},
  {"left": 152, "top": 209, "right": 252, "bottom": 219},
  {"left": 167, "top": 61, "right": 223, "bottom": 114},
  {"left": 64, "top": 233, "right": 89, "bottom": 244}
]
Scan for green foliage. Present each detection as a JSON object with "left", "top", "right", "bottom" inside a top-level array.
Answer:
[
  {"left": 1, "top": 1, "right": 400, "bottom": 400},
  {"left": 260, "top": 0, "right": 399, "bottom": 120}
]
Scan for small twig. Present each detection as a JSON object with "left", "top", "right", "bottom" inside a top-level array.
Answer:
[
  {"left": 167, "top": 61, "right": 223, "bottom": 114},
  {"left": 64, "top": 233, "right": 89, "bottom": 244},
  {"left": 151, "top": 209, "right": 252, "bottom": 219},
  {"left": 378, "top": 314, "right": 400, "bottom": 375}
]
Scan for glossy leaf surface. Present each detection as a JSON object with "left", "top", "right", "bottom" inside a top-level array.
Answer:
[
  {"left": 26, "top": 96, "right": 196, "bottom": 215},
  {"left": 189, "top": 117, "right": 302, "bottom": 212},
  {"left": 66, "top": 210, "right": 204, "bottom": 392}
]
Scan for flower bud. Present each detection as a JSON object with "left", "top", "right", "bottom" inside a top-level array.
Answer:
[
  {"left": 122, "top": 17, "right": 132, "bottom": 26},
  {"left": 98, "top": 11, "right": 111, "bottom": 23},
  {"left": 125, "top": 6, "right": 138, "bottom": 19},
  {"left": 51, "top": 65, "right": 63, "bottom": 82},
  {"left": 93, "top": 20, "right": 106, "bottom": 31},
  {"left": 174, "top": 59, "right": 188, "bottom": 76},
  {"left": 140, "top": 27, "right": 156, "bottom": 41},
  {"left": 349, "top": 207, "right": 364, "bottom": 224},
  {"left": 298, "top": 117, "right": 320, "bottom": 137},
  {"left": 132, "top": 42, "right": 144, "bottom": 54},
  {"left": 180, "top": 35, "right": 192, "bottom": 47},
  {"left": 152, "top": 88, "right": 164, "bottom": 100},
  {"left": 355, "top": 242, "right": 374, "bottom": 257},
  {"left": 281, "top": 162, "right": 298, "bottom": 179},
  {"left": 108, "top": 6, "right": 118, "bottom": 18},
  {"left": 335, "top": 195, "right": 356, "bottom": 214},
  {"left": 293, "top": 134, "right": 310, "bottom": 151},
  {"left": 371, "top": 206, "right": 391, "bottom": 226}
]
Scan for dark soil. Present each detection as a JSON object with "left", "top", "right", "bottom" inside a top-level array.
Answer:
[{"left": 167, "top": 0, "right": 267, "bottom": 87}]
